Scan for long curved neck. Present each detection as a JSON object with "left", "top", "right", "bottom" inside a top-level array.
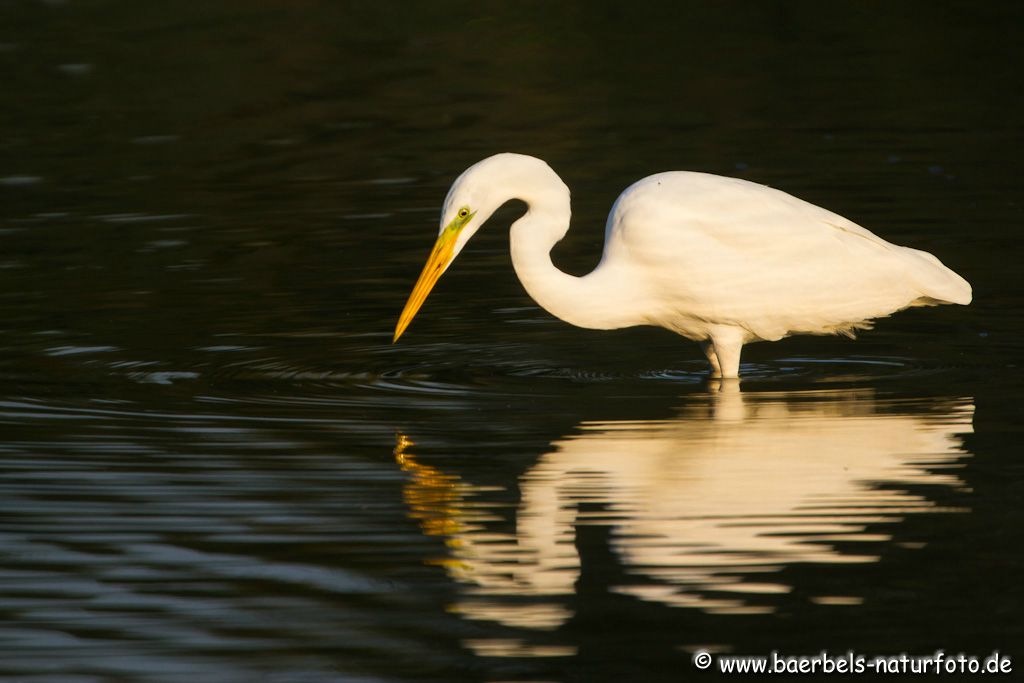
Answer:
[{"left": 508, "top": 197, "right": 641, "bottom": 331}]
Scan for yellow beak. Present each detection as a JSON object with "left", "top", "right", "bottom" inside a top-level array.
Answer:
[{"left": 393, "top": 215, "right": 470, "bottom": 342}]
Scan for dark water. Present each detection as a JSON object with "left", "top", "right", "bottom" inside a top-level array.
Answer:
[{"left": 1, "top": 2, "right": 1022, "bottom": 681}]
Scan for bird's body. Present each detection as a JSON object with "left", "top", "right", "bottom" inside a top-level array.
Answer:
[{"left": 395, "top": 154, "right": 971, "bottom": 378}]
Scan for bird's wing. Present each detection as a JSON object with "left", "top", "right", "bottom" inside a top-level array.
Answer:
[
  {"left": 605, "top": 171, "right": 898, "bottom": 256},
  {"left": 603, "top": 172, "right": 954, "bottom": 340}
]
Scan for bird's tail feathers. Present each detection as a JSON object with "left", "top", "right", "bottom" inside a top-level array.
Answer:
[{"left": 903, "top": 247, "right": 972, "bottom": 306}]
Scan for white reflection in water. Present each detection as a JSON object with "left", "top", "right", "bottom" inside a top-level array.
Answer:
[{"left": 396, "top": 387, "right": 973, "bottom": 631}]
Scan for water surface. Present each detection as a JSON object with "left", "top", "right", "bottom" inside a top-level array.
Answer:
[{"left": 0, "top": 2, "right": 1021, "bottom": 681}]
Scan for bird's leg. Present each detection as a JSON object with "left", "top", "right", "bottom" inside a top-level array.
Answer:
[
  {"left": 700, "top": 340, "right": 722, "bottom": 378},
  {"left": 710, "top": 327, "right": 745, "bottom": 379}
]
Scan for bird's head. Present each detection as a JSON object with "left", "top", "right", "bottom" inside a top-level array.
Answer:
[{"left": 393, "top": 153, "right": 560, "bottom": 342}]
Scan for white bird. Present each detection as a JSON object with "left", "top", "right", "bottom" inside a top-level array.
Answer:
[{"left": 394, "top": 153, "right": 971, "bottom": 378}]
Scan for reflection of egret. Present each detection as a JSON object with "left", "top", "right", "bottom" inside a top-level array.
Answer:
[
  {"left": 395, "top": 389, "right": 973, "bottom": 628},
  {"left": 394, "top": 154, "right": 971, "bottom": 377}
]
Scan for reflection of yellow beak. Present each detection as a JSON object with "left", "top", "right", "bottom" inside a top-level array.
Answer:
[{"left": 394, "top": 214, "right": 472, "bottom": 342}]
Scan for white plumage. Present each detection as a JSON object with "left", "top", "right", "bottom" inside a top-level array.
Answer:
[{"left": 395, "top": 153, "right": 971, "bottom": 378}]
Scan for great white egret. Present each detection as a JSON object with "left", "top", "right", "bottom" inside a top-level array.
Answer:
[{"left": 394, "top": 153, "right": 971, "bottom": 378}]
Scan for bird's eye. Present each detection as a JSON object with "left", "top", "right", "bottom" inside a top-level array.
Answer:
[{"left": 458, "top": 207, "right": 469, "bottom": 219}]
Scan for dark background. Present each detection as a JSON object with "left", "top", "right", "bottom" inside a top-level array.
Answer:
[{"left": 0, "top": 1, "right": 1020, "bottom": 681}]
